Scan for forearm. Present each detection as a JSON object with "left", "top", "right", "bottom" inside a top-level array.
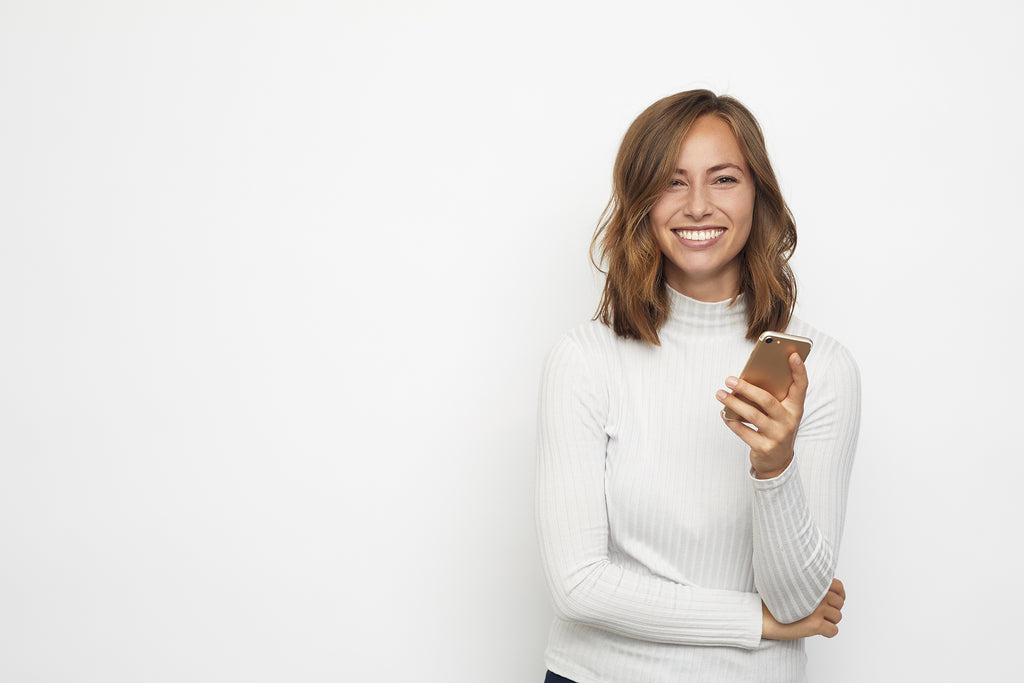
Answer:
[
  {"left": 538, "top": 539, "right": 763, "bottom": 647},
  {"left": 750, "top": 460, "right": 835, "bottom": 623}
]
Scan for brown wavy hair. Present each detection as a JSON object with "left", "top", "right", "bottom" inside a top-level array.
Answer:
[{"left": 591, "top": 90, "right": 797, "bottom": 344}]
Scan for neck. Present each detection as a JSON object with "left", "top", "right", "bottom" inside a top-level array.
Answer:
[{"left": 663, "top": 267, "right": 741, "bottom": 303}]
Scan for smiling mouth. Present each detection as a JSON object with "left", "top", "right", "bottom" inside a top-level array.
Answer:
[{"left": 672, "top": 228, "right": 726, "bottom": 241}]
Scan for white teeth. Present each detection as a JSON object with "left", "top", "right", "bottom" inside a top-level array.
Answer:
[{"left": 674, "top": 228, "right": 724, "bottom": 241}]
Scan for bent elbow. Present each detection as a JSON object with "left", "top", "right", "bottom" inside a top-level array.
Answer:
[
  {"left": 545, "top": 561, "right": 607, "bottom": 625},
  {"left": 551, "top": 590, "right": 587, "bottom": 623},
  {"left": 549, "top": 576, "right": 594, "bottom": 624}
]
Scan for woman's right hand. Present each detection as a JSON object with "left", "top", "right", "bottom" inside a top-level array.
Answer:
[{"left": 761, "top": 578, "right": 845, "bottom": 640}]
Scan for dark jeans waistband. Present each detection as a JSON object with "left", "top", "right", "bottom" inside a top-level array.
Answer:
[{"left": 544, "top": 671, "right": 577, "bottom": 683}]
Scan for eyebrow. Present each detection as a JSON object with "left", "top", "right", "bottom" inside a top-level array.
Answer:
[{"left": 674, "top": 163, "right": 745, "bottom": 175}]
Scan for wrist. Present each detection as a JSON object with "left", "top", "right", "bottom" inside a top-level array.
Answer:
[
  {"left": 752, "top": 453, "right": 793, "bottom": 480},
  {"left": 754, "top": 466, "right": 788, "bottom": 480},
  {"left": 761, "top": 602, "right": 781, "bottom": 640}
]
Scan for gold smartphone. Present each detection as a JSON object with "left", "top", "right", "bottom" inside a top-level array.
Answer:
[{"left": 722, "top": 331, "right": 813, "bottom": 423}]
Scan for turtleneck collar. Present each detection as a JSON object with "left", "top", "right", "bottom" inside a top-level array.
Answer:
[{"left": 662, "top": 285, "right": 749, "bottom": 339}]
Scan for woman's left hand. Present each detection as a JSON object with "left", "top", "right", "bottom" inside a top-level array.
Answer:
[{"left": 715, "top": 352, "right": 808, "bottom": 479}]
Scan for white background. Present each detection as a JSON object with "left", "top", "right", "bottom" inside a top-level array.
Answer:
[{"left": 2, "top": 1, "right": 1022, "bottom": 681}]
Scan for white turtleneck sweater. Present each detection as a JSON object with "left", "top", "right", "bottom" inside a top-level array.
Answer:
[{"left": 535, "top": 288, "right": 860, "bottom": 683}]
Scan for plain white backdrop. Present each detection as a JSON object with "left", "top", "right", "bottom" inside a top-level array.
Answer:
[{"left": 2, "top": 1, "right": 1022, "bottom": 681}]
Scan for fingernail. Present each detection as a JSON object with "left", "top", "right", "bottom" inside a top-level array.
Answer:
[
  {"left": 715, "top": 390, "right": 728, "bottom": 401},
  {"left": 725, "top": 377, "right": 738, "bottom": 388},
  {"left": 793, "top": 354, "right": 803, "bottom": 365}
]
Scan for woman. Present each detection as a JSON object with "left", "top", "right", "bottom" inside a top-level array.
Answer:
[{"left": 536, "top": 90, "right": 860, "bottom": 683}]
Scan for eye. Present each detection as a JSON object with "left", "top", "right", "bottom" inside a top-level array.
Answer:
[
  {"left": 714, "top": 176, "right": 738, "bottom": 185},
  {"left": 669, "top": 179, "right": 687, "bottom": 188}
]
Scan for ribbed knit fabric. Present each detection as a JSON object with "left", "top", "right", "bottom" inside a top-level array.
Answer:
[{"left": 535, "top": 287, "right": 861, "bottom": 683}]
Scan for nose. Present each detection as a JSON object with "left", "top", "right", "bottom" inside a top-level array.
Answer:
[{"left": 684, "top": 184, "right": 711, "bottom": 220}]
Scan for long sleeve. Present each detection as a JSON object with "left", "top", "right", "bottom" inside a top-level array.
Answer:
[
  {"left": 536, "top": 333, "right": 762, "bottom": 648},
  {"left": 750, "top": 342, "right": 861, "bottom": 623}
]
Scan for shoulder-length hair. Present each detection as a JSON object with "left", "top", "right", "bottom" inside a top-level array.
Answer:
[{"left": 591, "top": 90, "right": 797, "bottom": 344}]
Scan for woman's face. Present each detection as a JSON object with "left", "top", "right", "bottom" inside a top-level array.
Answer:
[{"left": 649, "top": 114, "right": 755, "bottom": 302}]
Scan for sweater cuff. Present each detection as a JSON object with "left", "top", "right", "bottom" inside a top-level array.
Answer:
[{"left": 748, "top": 457, "right": 798, "bottom": 489}]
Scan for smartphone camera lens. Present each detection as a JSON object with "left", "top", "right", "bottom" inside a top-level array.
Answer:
[{"left": 764, "top": 336, "right": 774, "bottom": 344}]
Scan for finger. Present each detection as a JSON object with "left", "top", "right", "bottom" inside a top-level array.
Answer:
[
  {"left": 823, "top": 605, "right": 843, "bottom": 624},
  {"left": 830, "top": 578, "right": 846, "bottom": 600},
  {"left": 784, "top": 352, "right": 809, "bottom": 406},
  {"left": 826, "top": 592, "right": 845, "bottom": 610},
  {"left": 821, "top": 622, "right": 839, "bottom": 638},
  {"left": 720, "top": 410, "right": 772, "bottom": 452},
  {"left": 725, "top": 376, "right": 788, "bottom": 420},
  {"left": 716, "top": 389, "right": 771, "bottom": 430}
]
